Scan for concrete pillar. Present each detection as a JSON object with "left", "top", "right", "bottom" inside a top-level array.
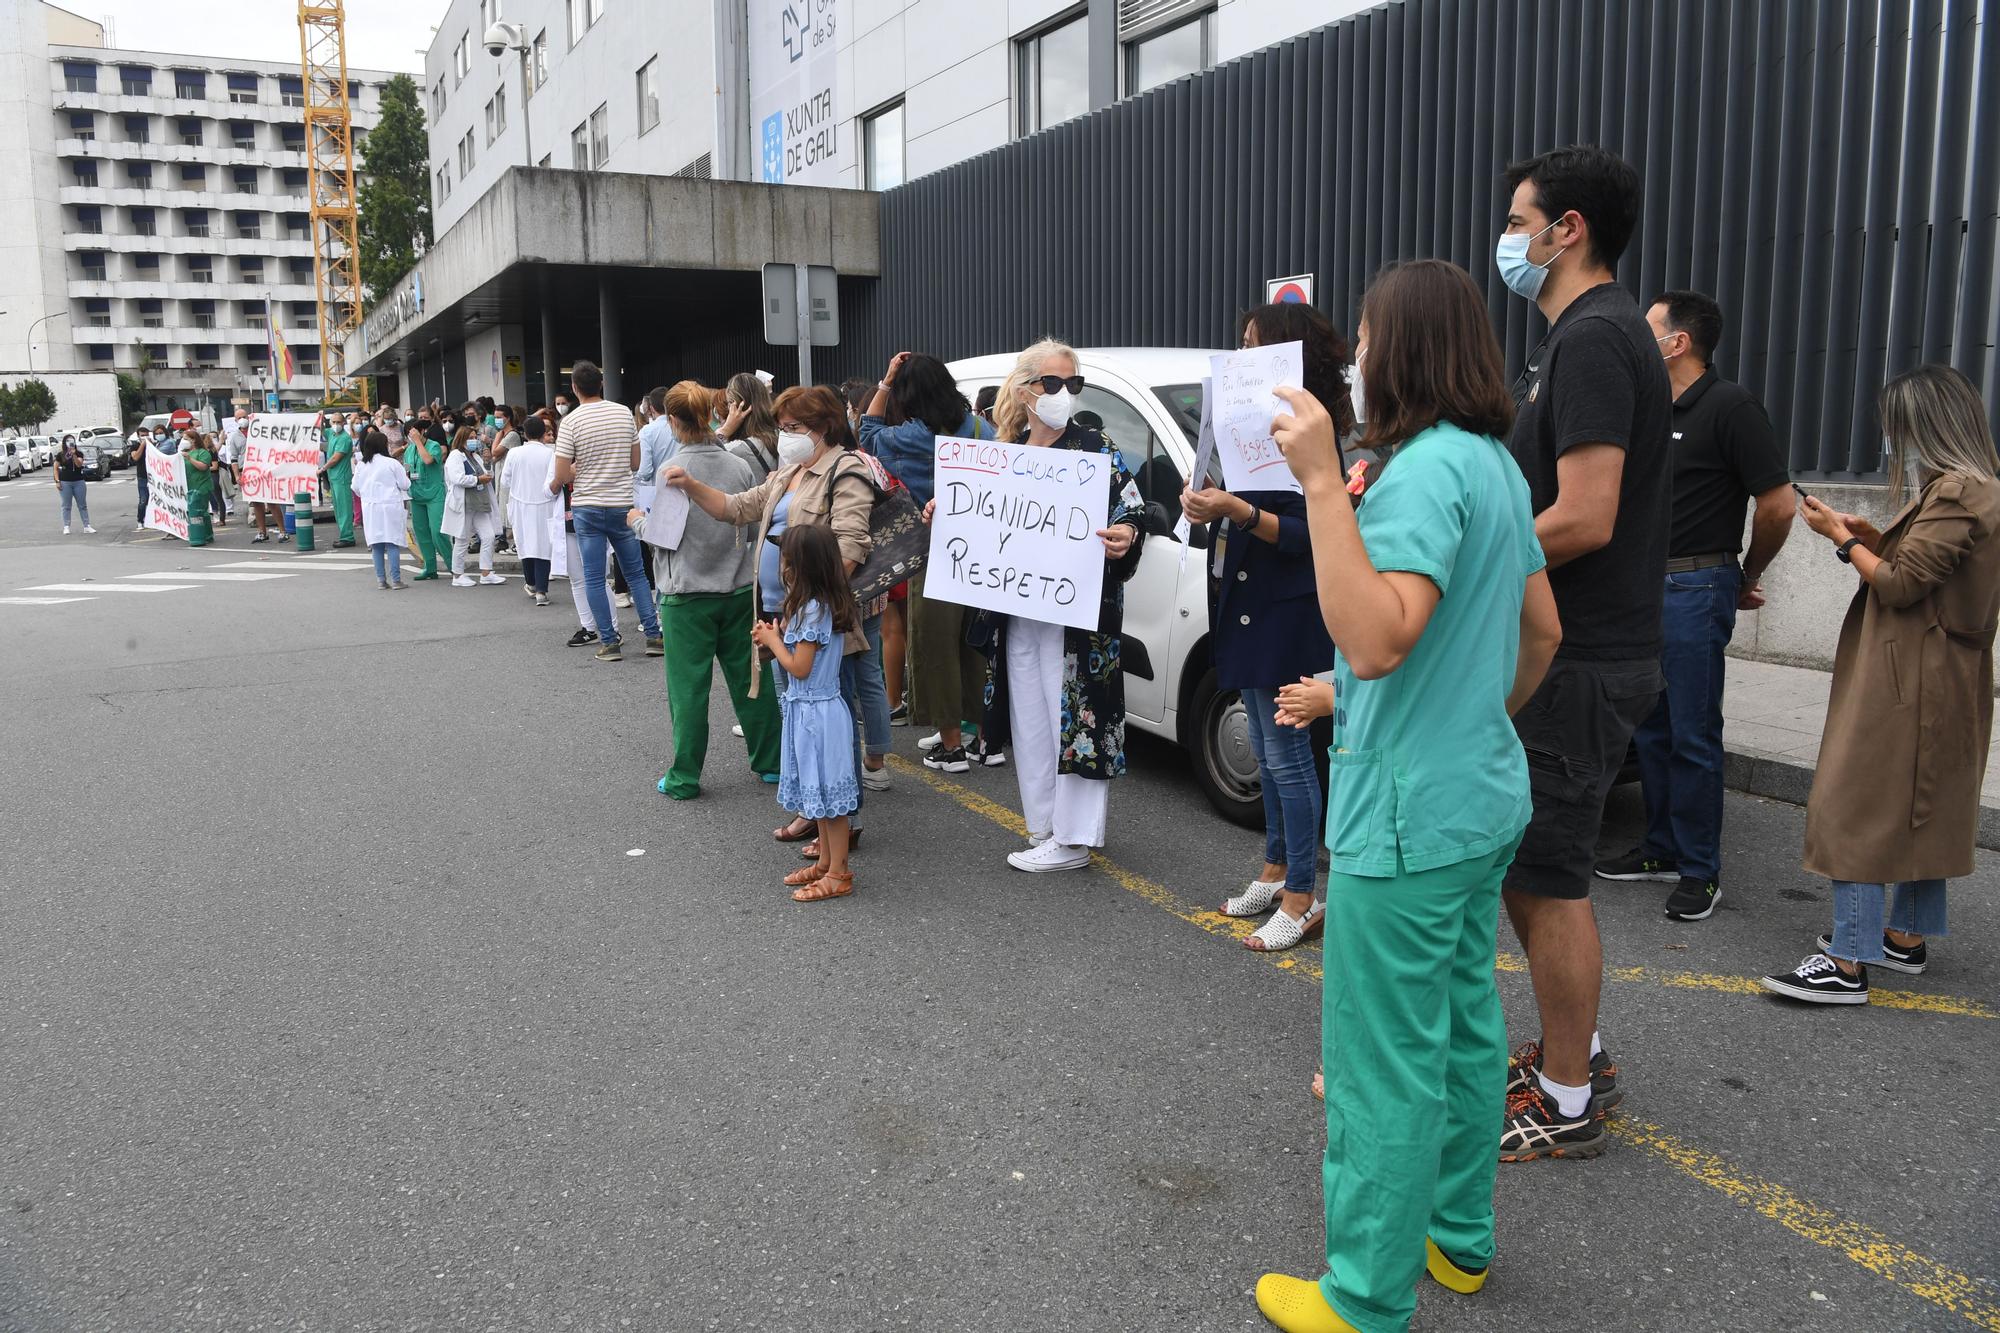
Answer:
[
  {"left": 540, "top": 304, "right": 558, "bottom": 408},
  {"left": 598, "top": 276, "right": 622, "bottom": 403}
]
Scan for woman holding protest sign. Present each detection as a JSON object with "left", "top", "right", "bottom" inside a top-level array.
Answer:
[
  {"left": 1249, "top": 260, "right": 1559, "bottom": 1333},
  {"left": 862, "top": 352, "right": 999, "bottom": 772},
  {"left": 961, "top": 339, "right": 1146, "bottom": 873},
  {"left": 1183, "top": 303, "right": 1350, "bottom": 951}
]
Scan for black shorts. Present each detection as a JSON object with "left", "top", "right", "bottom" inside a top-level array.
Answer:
[{"left": 1505, "top": 657, "right": 1662, "bottom": 901}]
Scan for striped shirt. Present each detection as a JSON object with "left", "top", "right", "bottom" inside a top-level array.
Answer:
[{"left": 555, "top": 399, "right": 637, "bottom": 507}]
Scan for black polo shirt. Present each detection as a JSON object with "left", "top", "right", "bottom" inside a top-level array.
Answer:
[
  {"left": 1508, "top": 282, "right": 1673, "bottom": 661},
  {"left": 1666, "top": 369, "right": 1790, "bottom": 558}
]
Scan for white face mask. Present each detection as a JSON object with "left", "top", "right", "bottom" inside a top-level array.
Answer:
[
  {"left": 1347, "top": 352, "right": 1367, "bottom": 427},
  {"left": 777, "top": 430, "right": 816, "bottom": 468},
  {"left": 1032, "top": 387, "right": 1073, "bottom": 430},
  {"left": 555, "top": 403, "right": 569, "bottom": 416}
]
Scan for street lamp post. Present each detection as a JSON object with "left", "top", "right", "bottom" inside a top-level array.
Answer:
[{"left": 26, "top": 310, "right": 68, "bottom": 374}]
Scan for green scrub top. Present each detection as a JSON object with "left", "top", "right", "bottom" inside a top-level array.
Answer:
[
  {"left": 404, "top": 438, "right": 445, "bottom": 501},
  {"left": 324, "top": 428, "right": 352, "bottom": 479},
  {"left": 184, "top": 446, "right": 216, "bottom": 501},
  {"left": 1326, "top": 421, "right": 1545, "bottom": 877}
]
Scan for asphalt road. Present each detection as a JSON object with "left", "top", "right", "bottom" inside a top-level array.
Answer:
[{"left": 3, "top": 495, "right": 1997, "bottom": 1332}]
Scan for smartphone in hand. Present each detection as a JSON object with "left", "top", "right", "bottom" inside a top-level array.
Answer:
[{"left": 1792, "top": 482, "right": 1814, "bottom": 505}]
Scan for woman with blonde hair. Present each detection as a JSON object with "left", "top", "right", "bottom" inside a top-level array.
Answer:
[
  {"left": 720, "top": 371, "right": 781, "bottom": 478},
  {"left": 966, "top": 338, "right": 1146, "bottom": 871},
  {"left": 1762, "top": 364, "right": 2000, "bottom": 1005}
]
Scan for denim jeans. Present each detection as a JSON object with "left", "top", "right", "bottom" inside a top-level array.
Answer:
[
  {"left": 574, "top": 505, "right": 659, "bottom": 644},
  {"left": 59, "top": 479, "right": 89, "bottom": 526},
  {"left": 1633, "top": 563, "right": 1741, "bottom": 883},
  {"left": 841, "top": 612, "right": 890, "bottom": 759},
  {"left": 1828, "top": 879, "right": 1949, "bottom": 962},
  {"left": 369, "top": 541, "right": 402, "bottom": 583},
  {"left": 1241, "top": 684, "right": 1325, "bottom": 899}
]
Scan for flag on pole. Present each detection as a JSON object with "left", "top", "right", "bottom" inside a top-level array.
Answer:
[{"left": 269, "top": 319, "right": 296, "bottom": 388}]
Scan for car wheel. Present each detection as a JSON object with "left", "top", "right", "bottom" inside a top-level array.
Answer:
[{"left": 1186, "top": 666, "right": 1265, "bottom": 829}]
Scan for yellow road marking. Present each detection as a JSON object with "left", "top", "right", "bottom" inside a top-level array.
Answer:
[
  {"left": 1612, "top": 1120, "right": 2000, "bottom": 1331},
  {"left": 891, "top": 755, "right": 1999, "bottom": 1326}
]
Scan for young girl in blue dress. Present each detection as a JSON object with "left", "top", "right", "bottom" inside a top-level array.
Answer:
[{"left": 752, "top": 523, "right": 861, "bottom": 902}]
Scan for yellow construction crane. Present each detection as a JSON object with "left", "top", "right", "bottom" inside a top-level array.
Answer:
[{"left": 297, "top": 1, "right": 370, "bottom": 410}]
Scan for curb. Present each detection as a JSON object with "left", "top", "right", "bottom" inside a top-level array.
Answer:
[{"left": 1724, "top": 746, "right": 2000, "bottom": 853}]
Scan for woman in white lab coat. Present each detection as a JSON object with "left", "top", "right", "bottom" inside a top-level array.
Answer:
[
  {"left": 441, "top": 424, "right": 504, "bottom": 587},
  {"left": 353, "top": 428, "right": 412, "bottom": 589},
  {"left": 503, "top": 414, "right": 561, "bottom": 605}
]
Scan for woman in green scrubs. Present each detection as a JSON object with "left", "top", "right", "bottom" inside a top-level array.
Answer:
[
  {"left": 404, "top": 415, "right": 449, "bottom": 579},
  {"left": 182, "top": 429, "right": 217, "bottom": 538},
  {"left": 1252, "top": 260, "right": 1562, "bottom": 1333}
]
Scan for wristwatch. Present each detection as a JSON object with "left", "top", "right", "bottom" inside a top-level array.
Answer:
[{"left": 1835, "top": 536, "right": 1862, "bottom": 564}]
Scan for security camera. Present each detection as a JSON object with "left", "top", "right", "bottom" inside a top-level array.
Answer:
[{"left": 485, "top": 21, "right": 524, "bottom": 57}]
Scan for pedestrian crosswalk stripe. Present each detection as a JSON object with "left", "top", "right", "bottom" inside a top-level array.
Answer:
[
  {"left": 0, "top": 595, "right": 93, "bottom": 605},
  {"left": 22, "top": 582, "right": 196, "bottom": 593},
  {"left": 213, "top": 560, "right": 371, "bottom": 571},
  {"left": 126, "top": 571, "right": 296, "bottom": 581}
]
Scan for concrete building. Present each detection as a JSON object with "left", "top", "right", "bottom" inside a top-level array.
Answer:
[{"left": 0, "top": 0, "right": 394, "bottom": 415}]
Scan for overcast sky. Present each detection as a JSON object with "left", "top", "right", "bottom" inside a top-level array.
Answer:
[{"left": 74, "top": 0, "right": 438, "bottom": 74}]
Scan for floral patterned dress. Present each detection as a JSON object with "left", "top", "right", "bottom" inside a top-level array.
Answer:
[{"left": 969, "top": 423, "right": 1147, "bottom": 780}]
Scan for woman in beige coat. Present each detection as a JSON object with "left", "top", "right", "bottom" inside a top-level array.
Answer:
[{"left": 1763, "top": 365, "right": 2000, "bottom": 1005}]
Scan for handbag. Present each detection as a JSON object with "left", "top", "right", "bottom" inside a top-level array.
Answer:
[{"left": 826, "top": 455, "right": 929, "bottom": 604}]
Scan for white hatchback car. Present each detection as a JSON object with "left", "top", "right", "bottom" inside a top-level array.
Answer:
[{"left": 948, "top": 347, "right": 1282, "bottom": 825}]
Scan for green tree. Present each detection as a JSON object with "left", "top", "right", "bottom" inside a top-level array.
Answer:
[
  {"left": 116, "top": 370, "right": 145, "bottom": 426},
  {"left": 3, "top": 379, "right": 57, "bottom": 431},
  {"left": 0, "top": 385, "right": 15, "bottom": 432},
  {"left": 356, "top": 73, "right": 433, "bottom": 304}
]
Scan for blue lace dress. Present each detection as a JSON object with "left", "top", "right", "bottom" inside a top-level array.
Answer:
[{"left": 776, "top": 599, "right": 858, "bottom": 819}]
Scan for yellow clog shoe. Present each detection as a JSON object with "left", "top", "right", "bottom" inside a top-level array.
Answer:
[
  {"left": 1253, "top": 1273, "right": 1361, "bottom": 1333},
  {"left": 1423, "top": 1237, "right": 1489, "bottom": 1293}
]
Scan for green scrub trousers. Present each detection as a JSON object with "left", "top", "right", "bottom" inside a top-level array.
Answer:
[
  {"left": 658, "top": 587, "right": 781, "bottom": 797},
  {"left": 1318, "top": 834, "right": 1520, "bottom": 1333},
  {"left": 327, "top": 460, "right": 354, "bottom": 542}
]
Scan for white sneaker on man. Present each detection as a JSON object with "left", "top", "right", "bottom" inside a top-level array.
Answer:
[
  {"left": 452, "top": 575, "right": 477, "bottom": 587},
  {"left": 479, "top": 573, "right": 506, "bottom": 586},
  {"left": 1007, "top": 840, "right": 1092, "bottom": 873}
]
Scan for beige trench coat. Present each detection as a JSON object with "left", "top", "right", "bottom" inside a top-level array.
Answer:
[{"left": 1804, "top": 472, "right": 2000, "bottom": 883}]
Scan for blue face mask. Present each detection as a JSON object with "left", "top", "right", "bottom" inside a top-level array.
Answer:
[{"left": 1496, "top": 217, "right": 1567, "bottom": 301}]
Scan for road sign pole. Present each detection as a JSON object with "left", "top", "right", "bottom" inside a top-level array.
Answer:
[{"left": 794, "top": 264, "right": 812, "bottom": 389}]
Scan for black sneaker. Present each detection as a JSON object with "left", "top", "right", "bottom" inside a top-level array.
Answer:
[
  {"left": 923, "top": 745, "right": 971, "bottom": 774},
  {"left": 1760, "top": 953, "right": 1869, "bottom": 1004},
  {"left": 1816, "top": 932, "right": 1927, "bottom": 974},
  {"left": 1664, "top": 877, "right": 1721, "bottom": 922},
  {"left": 1505, "top": 1039, "right": 1621, "bottom": 1114},
  {"left": 1594, "top": 848, "right": 1679, "bottom": 882},
  {"left": 1498, "top": 1081, "right": 1607, "bottom": 1162},
  {"left": 567, "top": 628, "right": 600, "bottom": 647},
  {"left": 888, "top": 703, "right": 909, "bottom": 726},
  {"left": 969, "top": 737, "right": 1007, "bottom": 767}
]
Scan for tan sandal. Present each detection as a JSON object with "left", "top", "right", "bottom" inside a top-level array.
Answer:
[
  {"left": 783, "top": 863, "right": 827, "bottom": 887},
  {"left": 792, "top": 871, "right": 853, "bottom": 903}
]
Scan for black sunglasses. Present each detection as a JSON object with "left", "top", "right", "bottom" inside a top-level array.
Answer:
[{"left": 1034, "top": 374, "right": 1086, "bottom": 395}]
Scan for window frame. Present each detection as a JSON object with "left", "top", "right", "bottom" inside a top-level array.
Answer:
[
  {"left": 1120, "top": 8, "right": 1214, "bottom": 97},
  {"left": 861, "top": 98, "right": 906, "bottom": 192},
  {"left": 570, "top": 122, "right": 589, "bottom": 170},
  {"left": 635, "top": 57, "right": 660, "bottom": 135},
  {"left": 588, "top": 102, "right": 610, "bottom": 168},
  {"left": 530, "top": 30, "right": 549, "bottom": 92},
  {"left": 1013, "top": 7, "right": 1090, "bottom": 138}
]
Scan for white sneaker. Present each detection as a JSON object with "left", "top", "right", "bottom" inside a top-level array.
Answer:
[
  {"left": 84, "top": 525, "right": 96, "bottom": 533},
  {"left": 1027, "top": 830, "right": 1052, "bottom": 847},
  {"left": 730, "top": 724, "right": 744, "bottom": 737},
  {"left": 1007, "top": 840, "right": 1093, "bottom": 873},
  {"left": 451, "top": 575, "right": 477, "bottom": 587},
  {"left": 62, "top": 525, "right": 70, "bottom": 534},
  {"left": 861, "top": 764, "right": 892, "bottom": 791},
  {"left": 615, "top": 592, "right": 633, "bottom": 607},
  {"left": 479, "top": 573, "right": 506, "bottom": 585},
  {"left": 917, "top": 731, "right": 943, "bottom": 752}
]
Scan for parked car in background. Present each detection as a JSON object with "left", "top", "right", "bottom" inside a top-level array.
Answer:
[
  {"left": 1, "top": 438, "right": 26, "bottom": 478},
  {"left": 78, "top": 425, "right": 127, "bottom": 467},
  {"left": 31, "top": 436, "right": 55, "bottom": 467}
]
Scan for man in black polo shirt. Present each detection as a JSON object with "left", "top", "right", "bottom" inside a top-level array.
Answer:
[
  {"left": 1596, "top": 291, "right": 1794, "bottom": 922},
  {"left": 1494, "top": 145, "right": 1671, "bottom": 1163}
]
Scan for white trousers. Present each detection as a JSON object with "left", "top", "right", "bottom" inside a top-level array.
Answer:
[
  {"left": 567, "top": 531, "right": 594, "bottom": 629},
  {"left": 451, "top": 507, "right": 498, "bottom": 574},
  {"left": 1005, "top": 615, "right": 1109, "bottom": 848}
]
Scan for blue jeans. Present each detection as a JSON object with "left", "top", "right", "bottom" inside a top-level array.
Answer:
[
  {"left": 370, "top": 541, "right": 401, "bottom": 583},
  {"left": 1633, "top": 563, "right": 1741, "bottom": 883},
  {"left": 574, "top": 505, "right": 659, "bottom": 644},
  {"left": 1829, "top": 879, "right": 1949, "bottom": 962},
  {"left": 1241, "top": 684, "right": 1325, "bottom": 899},
  {"left": 841, "top": 612, "right": 890, "bottom": 759},
  {"left": 59, "top": 479, "right": 89, "bottom": 526}
]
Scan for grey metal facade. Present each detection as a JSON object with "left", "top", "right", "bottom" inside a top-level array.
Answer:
[{"left": 835, "top": 0, "right": 1999, "bottom": 480}]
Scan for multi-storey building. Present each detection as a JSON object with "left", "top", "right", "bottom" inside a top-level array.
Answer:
[{"left": 0, "top": 1, "right": 393, "bottom": 413}]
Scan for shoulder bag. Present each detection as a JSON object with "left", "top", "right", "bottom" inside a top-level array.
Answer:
[{"left": 825, "top": 454, "right": 928, "bottom": 605}]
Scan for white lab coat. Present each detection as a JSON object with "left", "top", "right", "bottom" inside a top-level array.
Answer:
[
  {"left": 440, "top": 449, "right": 496, "bottom": 539},
  {"left": 501, "top": 441, "right": 561, "bottom": 562},
  {"left": 352, "top": 454, "right": 410, "bottom": 546}
]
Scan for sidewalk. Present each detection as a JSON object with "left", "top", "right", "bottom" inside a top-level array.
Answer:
[{"left": 1722, "top": 656, "right": 2000, "bottom": 849}]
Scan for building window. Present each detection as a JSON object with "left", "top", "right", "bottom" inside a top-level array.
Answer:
[
  {"left": 530, "top": 30, "right": 548, "bottom": 93},
  {"left": 119, "top": 66, "right": 152, "bottom": 96},
  {"left": 235, "top": 211, "right": 261, "bottom": 239},
  {"left": 291, "top": 302, "right": 315, "bottom": 328},
  {"left": 589, "top": 102, "right": 609, "bottom": 168},
  {"left": 63, "top": 62, "right": 97, "bottom": 93},
  {"left": 485, "top": 86, "right": 507, "bottom": 144},
  {"left": 179, "top": 164, "right": 206, "bottom": 186},
  {"left": 126, "top": 162, "right": 153, "bottom": 185},
  {"left": 76, "top": 205, "right": 102, "bottom": 234},
  {"left": 1124, "top": 10, "right": 1212, "bottom": 95},
  {"left": 184, "top": 209, "right": 209, "bottom": 237},
  {"left": 282, "top": 168, "right": 308, "bottom": 190},
  {"left": 90, "top": 345, "right": 114, "bottom": 362},
  {"left": 568, "top": 0, "right": 603, "bottom": 48},
  {"left": 178, "top": 118, "right": 202, "bottom": 146},
  {"left": 81, "top": 252, "right": 106, "bottom": 280},
  {"left": 233, "top": 168, "right": 258, "bottom": 194},
  {"left": 231, "top": 122, "right": 255, "bottom": 150},
  {"left": 72, "top": 161, "right": 98, "bottom": 187},
  {"left": 635, "top": 57, "right": 660, "bottom": 135},
  {"left": 84, "top": 298, "right": 111, "bottom": 326},
  {"left": 431, "top": 78, "right": 447, "bottom": 118},
  {"left": 124, "top": 115, "right": 150, "bottom": 144},
  {"left": 175, "top": 70, "right": 205, "bottom": 99},
  {"left": 131, "top": 208, "right": 157, "bottom": 237},
  {"left": 481, "top": 0, "right": 503, "bottom": 28},
  {"left": 570, "top": 121, "right": 589, "bottom": 170},
  {"left": 139, "top": 298, "right": 164, "bottom": 329},
  {"left": 454, "top": 32, "right": 470, "bottom": 84},
  {"left": 194, "top": 344, "right": 221, "bottom": 367},
  {"left": 863, "top": 100, "right": 905, "bottom": 191},
  {"left": 436, "top": 164, "right": 452, "bottom": 202},
  {"left": 1016, "top": 12, "right": 1090, "bottom": 136},
  {"left": 67, "top": 112, "right": 94, "bottom": 140},
  {"left": 135, "top": 253, "right": 159, "bottom": 271},
  {"left": 458, "top": 129, "right": 476, "bottom": 179},
  {"left": 227, "top": 73, "right": 258, "bottom": 103},
  {"left": 188, "top": 260, "right": 213, "bottom": 283}
]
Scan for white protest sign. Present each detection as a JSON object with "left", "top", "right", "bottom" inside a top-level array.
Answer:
[
  {"left": 925, "top": 436, "right": 1109, "bottom": 631},
  {"left": 1210, "top": 341, "right": 1304, "bottom": 493},
  {"left": 142, "top": 444, "right": 188, "bottom": 539},
  {"left": 639, "top": 485, "right": 691, "bottom": 552},
  {"left": 239, "top": 412, "right": 326, "bottom": 507},
  {"left": 1175, "top": 376, "right": 1218, "bottom": 567}
]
